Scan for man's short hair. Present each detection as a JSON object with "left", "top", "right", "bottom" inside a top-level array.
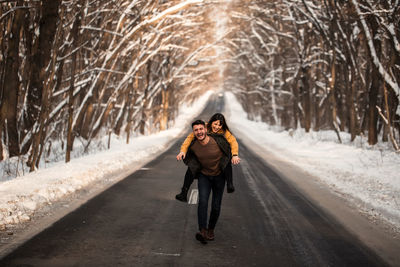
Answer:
[{"left": 192, "top": 119, "right": 205, "bottom": 128}]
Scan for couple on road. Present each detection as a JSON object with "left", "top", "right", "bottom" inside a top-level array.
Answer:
[{"left": 176, "top": 113, "right": 240, "bottom": 244}]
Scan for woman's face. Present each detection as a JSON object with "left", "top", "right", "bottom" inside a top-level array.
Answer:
[{"left": 211, "top": 120, "right": 222, "bottom": 133}]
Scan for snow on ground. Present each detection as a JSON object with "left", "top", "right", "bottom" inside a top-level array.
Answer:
[
  {"left": 0, "top": 91, "right": 213, "bottom": 230},
  {"left": 224, "top": 92, "right": 400, "bottom": 230},
  {"left": 1, "top": 90, "right": 400, "bottom": 233}
]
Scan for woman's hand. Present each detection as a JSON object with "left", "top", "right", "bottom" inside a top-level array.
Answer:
[
  {"left": 176, "top": 152, "right": 186, "bottom": 161},
  {"left": 231, "top": 155, "right": 240, "bottom": 165}
]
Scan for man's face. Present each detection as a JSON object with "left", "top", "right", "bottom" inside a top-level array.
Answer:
[{"left": 193, "top": 124, "right": 206, "bottom": 141}]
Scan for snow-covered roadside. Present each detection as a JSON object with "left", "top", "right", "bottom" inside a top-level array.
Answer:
[
  {"left": 224, "top": 92, "right": 400, "bottom": 230},
  {"left": 0, "top": 91, "right": 213, "bottom": 230}
]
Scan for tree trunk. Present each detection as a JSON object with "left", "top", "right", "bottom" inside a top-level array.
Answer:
[
  {"left": 292, "top": 82, "right": 299, "bottom": 129},
  {"left": 78, "top": 101, "right": 94, "bottom": 139},
  {"left": 24, "top": 0, "right": 61, "bottom": 133},
  {"left": 125, "top": 74, "right": 139, "bottom": 144},
  {"left": 336, "top": 70, "right": 346, "bottom": 132},
  {"left": 301, "top": 66, "right": 311, "bottom": 132},
  {"left": 114, "top": 94, "right": 128, "bottom": 136},
  {"left": 329, "top": 50, "right": 342, "bottom": 143},
  {"left": 367, "top": 66, "right": 380, "bottom": 145},
  {"left": 160, "top": 89, "right": 169, "bottom": 130},
  {"left": 383, "top": 83, "right": 399, "bottom": 149},
  {"left": 0, "top": 0, "right": 24, "bottom": 158},
  {"left": 29, "top": 2, "right": 62, "bottom": 171},
  {"left": 365, "top": 14, "right": 382, "bottom": 146},
  {"left": 348, "top": 64, "right": 358, "bottom": 141},
  {"left": 66, "top": 11, "right": 81, "bottom": 163},
  {"left": 140, "top": 61, "right": 152, "bottom": 135},
  {"left": 90, "top": 101, "right": 115, "bottom": 139}
]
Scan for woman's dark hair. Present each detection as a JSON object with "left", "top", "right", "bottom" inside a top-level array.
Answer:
[
  {"left": 207, "top": 113, "right": 230, "bottom": 133},
  {"left": 192, "top": 119, "right": 206, "bottom": 128}
]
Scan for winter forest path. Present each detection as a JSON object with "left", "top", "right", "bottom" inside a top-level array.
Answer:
[{"left": 0, "top": 99, "right": 391, "bottom": 266}]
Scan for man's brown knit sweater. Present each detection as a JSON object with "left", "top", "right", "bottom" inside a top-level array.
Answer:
[{"left": 190, "top": 137, "right": 223, "bottom": 176}]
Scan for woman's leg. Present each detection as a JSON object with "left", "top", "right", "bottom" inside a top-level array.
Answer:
[
  {"left": 175, "top": 168, "right": 195, "bottom": 202},
  {"left": 183, "top": 168, "right": 195, "bottom": 189},
  {"left": 224, "top": 163, "right": 235, "bottom": 193}
]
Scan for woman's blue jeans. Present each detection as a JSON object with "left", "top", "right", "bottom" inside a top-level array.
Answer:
[{"left": 197, "top": 173, "right": 225, "bottom": 231}]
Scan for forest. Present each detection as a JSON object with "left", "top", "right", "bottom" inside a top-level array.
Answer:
[{"left": 0, "top": 0, "right": 399, "bottom": 176}]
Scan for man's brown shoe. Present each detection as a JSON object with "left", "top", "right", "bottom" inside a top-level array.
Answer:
[
  {"left": 195, "top": 229, "right": 208, "bottom": 244},
  {"left": 207, "top": 229, "right": 215, "bottom": 241}
]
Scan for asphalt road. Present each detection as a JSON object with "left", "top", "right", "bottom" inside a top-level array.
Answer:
[{"left": 0, "top": 98, "right": 389, "bottom": 266}]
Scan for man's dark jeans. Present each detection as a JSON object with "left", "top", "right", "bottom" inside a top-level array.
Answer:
[{"left": 197, "top": 173, "right": 225, "bottom": 231}]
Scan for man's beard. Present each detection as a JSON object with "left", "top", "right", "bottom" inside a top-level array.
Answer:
[{"left": 196, "top": 133, "right": 205, "bottom": 141}]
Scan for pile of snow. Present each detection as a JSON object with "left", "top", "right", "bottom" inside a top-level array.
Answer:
[
  {"left": 224, "top": 92, "right": 400, "bottom": 230},
  {"left": 0, "top": 91, "right": 213, "bottom": 230}
]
